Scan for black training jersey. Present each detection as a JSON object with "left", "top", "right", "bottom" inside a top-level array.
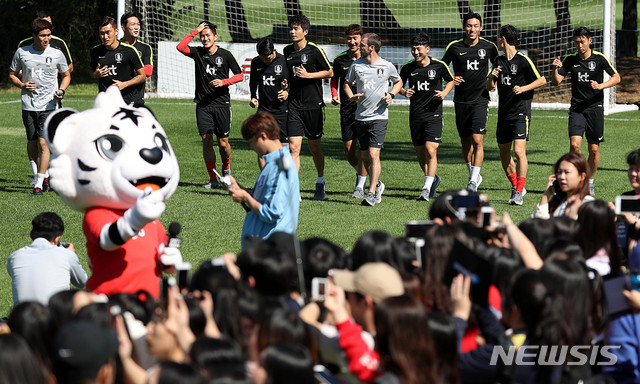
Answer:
[
  {"left": 132, "top": 40, "right": 153, "bottom": 66},
  {"left": 283, "top": 42, "right": 332, "bottom": 110},
  {"left": 249, "top": 52, "right": 289, "bottom": 115},
  {"left": 557, "top": 51, "right": 617, "bottom": 111},
  {"left": 332, "top": 50, "right": 358, "bottom": 114},
  {"left": 19, "top": 35, "right": 72, "bottom": 65},
  {"left": 400, "top": 57, "right": 454, "bottom": 116},
  {"left": 186, "top": 46, "right": 242, "bottom": 107},
  {"left": 442, "top": 37, "right": 498, "bottom": 103},
  {"left": 492, "top": 52, "right": 542, "bottom": 120},
  {"left": 90, "top": 42, "right": 144, "bottom": 105}
]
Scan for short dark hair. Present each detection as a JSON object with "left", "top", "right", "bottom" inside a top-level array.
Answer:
[
  {"left": 201, "top": 21, "right": 217, "bottom": 34},
  {"left": 32, "top": 10, "right": 50, "bottom": 20},
  {"left": 256, "top": 37, "right": 275, "bottom": 56},
  {"left": 288, "top": 13, "right": 310, "bottom": 31},
  {"left": 463, "top": 11, "right": 482, "bottom": 27},
  {"left": 31, "top": 212, "right": 64, "bottom": 241},
  {"left": 410, "top": 32, "right": 431, "bottom": 47},
  {"left": 499, "top": 24, "right": 519, "bottom": 46},
  {"left": 100, "top": 16, "right": 117, "bottom": 30},
  {"left": 120, "top": 11, "right": 141, "bottom": 27},
  {"left": 31, "top": 19, "right": 53, "bottom": 35},
  {"left": 241, "top": 112, "right": 280, "bottom": 141},
  {"left": 573, "top": 27, "right": 591, "bottom": 39},
  {"left": 627, "top": 148, "right": 640, "bottom": 167},
  {"left": 345, "top": 24, "right": 362, "bottom": 36},
  {"left": 363, "top": 33, "right": 381, "bottom": 53}
]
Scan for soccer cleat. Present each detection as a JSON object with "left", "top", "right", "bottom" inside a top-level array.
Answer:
[
  {"left": 203, "top": 179, "right": 220, "bottom": 189},
  {"left": 314, "top": 182, "right": 326, "bottom": 201},
  {"left": 466, "top": 180, "right": 478, "bottom": 193},
  {"left": 223, "top": 169, "right": 230, "bottom": 177},
  {"left": 418, "top": 188, "right": 430, "bottom": 201},
  {"left": 361, "top": 192, "right": 376, "bottom": 206},
  {"left": 507, "top": 187, "right": 517, "bottom": 205},
  {"left": 430, "top": 175, "right": 441, "bottom": 198},
  {"left": 32, "top": 187, "right": 43, "bottom": 196},
  {"left": 42, "top": 177, "right": 50, "bottom": 192},
  {"left": 374, "top": 181, "right": 385, "bottom": 203},
  {"left": 352, "top": 187, "right": 364, "bottom": 198},
  {"left": 510, "top": 190, "right": 524, "bottom": 206}
]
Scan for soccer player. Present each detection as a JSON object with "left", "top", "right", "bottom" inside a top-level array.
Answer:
[
  {"left": 442, "top": 11, "right": 498, "bottom": 192},
  {"left": 331, "top": 24, "right": 368, "bottom": 198},
  {"left": 552, "top": 27, "right": 620, "bottom": 196},
  {"left": 9, "top": 19, "right": 70, "bottom": 195},
  {"left": 284, "top": 14, "right": 333, "bottom": 201},
  {"left": 249, "top": 38, "right": 289, "bottom": 142},
  {"left": 120, "top": 12, "right": 153, "bottom": 106},
  {"left": 344, "top": 33, "right": 402, "bottom": 207},
  {"left": 18, "top": 10, "right": 73, "bottom": 186},
  {"left": 90, "top": 16, "right": 146, "bottom": 107},
  {"left": 177, "top": 22, "right": 243, "bottom": 188},
  {"left": 18, "top": 10, "right": 73, "bottom": 73},
  {"left": 399, "top": 32, "right": 454, "bottom": 201},
  {"left": 487, "top": 25, "right": 547, "bottom": 206}
]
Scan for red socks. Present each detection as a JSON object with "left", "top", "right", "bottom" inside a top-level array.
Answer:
[
  {"left": 517, "top": 177, "right": 526, "bottom": 193},
  {"left": 206, "top": 161, "right": 217, "bottom": 180},
  {"left": 507, "top": 173, "right": 517, "bottom": 188}
]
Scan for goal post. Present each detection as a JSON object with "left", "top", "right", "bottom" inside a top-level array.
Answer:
[{"left": 122, "top": 0, "right": 629, "bottom": 113}]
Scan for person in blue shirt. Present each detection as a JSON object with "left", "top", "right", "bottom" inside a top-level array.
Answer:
[{"left": 224, "top": 112, "right": 300, "bottom": 248}]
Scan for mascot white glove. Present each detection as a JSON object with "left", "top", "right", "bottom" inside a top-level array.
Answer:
[
  {"left": 123, "top": 187, "right": 166, "bottom": 233},
  {"left": 157, "top": 242, "right": 183, "bottom": 266}
]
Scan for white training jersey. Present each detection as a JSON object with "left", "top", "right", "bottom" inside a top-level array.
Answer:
[{"left": 345, "top": 57, "right": 400, "bottom": 121}]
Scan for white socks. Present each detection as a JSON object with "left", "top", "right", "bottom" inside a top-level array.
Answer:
[
  {"left": 470, "top": 166, "right": 481, "bottom": 183},
  {"left": 423, "top": 176, "right": 434, "bottom": 190},
  {"left": 317, "top": 176, "right": 325, "bottom": 184},
  {"left": 36, "top": 173, "right": 45, "bottom": 189},
  {"left": 356, "top": 175, "right": 367, "bottom": 189}
]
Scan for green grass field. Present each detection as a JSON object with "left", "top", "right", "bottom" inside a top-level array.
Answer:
[{"left": 0, "top": 85, "right": 638, "bottom": 317}]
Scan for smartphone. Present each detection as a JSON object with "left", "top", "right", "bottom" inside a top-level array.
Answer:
[
  {"left": 552, "top": 179, "right": 561, "bottom": 195},
  {"left": 58, "top": 241, "right": 70, "bottom": 248},
  {"left": 176, "top": 262, "right": 192, "bottom": 290},
  {"left": 451, "top": 193, "right": 480, "bottom": 208},
  {"left": 615, "top": 195, "right": 640, "bottom": 214},
  {"left": 481, "top": 206, "right": 494, "bottom": 228},
  {"left": 311, "top": 277, "right": 327, "bottom": 301},
  {"left": 405, "top": 220, "right": 435, "bottom": 238}
]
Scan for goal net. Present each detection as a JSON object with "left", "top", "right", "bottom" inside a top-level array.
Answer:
[{"left": 125, "top": 0, "right": 618, "bottom": 111}]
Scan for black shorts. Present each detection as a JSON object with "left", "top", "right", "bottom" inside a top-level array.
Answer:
[
  {"left": 568, "top": 107, "right": 604, "bottom": 144},
  {"left": 286, "top": 107, "right": 325, "bottom": 140},
  {"left": 496, "top": 115, "right": 530, "bottom": 144},
  {"left": 22, "top": 110, "right": 53, "bottom": 141},
  {"left": 258, "top": 109, "right": 288, "bottom": 143},
  {"left": 410, "top": 113, "right": 443, "bottom": 146},
  {"left": 356, "top": 120, "right": 387, "bottom": 150},
  {"left": 340, "top": 110, "right": 357, "bottom": 142},
  {"left": 196, "top": 105, "right": 231, "bottom": 138},
  {"left": 455, "top": 100, "right": 489, "bottom": 138}
]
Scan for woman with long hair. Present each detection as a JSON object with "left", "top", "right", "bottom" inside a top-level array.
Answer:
[
  {"left": 575, "top": 199, "right": 623, "bottom": 276},
  {"left": 533, "top": 152, "right": 593, "bottom": 219}
]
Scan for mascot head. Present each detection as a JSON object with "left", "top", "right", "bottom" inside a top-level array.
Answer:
[{"left": 45, "top": 86, "right": 180, "bottom": 212}]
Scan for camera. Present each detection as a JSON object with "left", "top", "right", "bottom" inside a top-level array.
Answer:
[
  {"left": 615, "top": 195, "right": 640, "bottom": 214},
  {"left": 405, "top": 220, "right": 435, "bottom": 238},
  {"left": 311, "top": 277, "right": 327, "bottom": 301}
]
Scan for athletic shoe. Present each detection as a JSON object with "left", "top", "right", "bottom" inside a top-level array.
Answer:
[
  {"left": 522, "top": 187, "right": 527, "bottom": 197},
  {"left": 314, "top": 182, "right": 326, "bottom": 201},
  {"left": 352, "top": 187, "right": 364, "bottom": 198},
  {"left": 510, "top": 190, "right": 524, "bottom": 206},
  {"left": 33, "top": 187, "right": 43, "bottom": 196},
  {"left": 42, "top": 177, "right": 50, "bottom": 192},
  {"left": 223, "top": 169, "right": 230, "bottom": 177},
  {"left": 430, "top": 175, "right": 441, "bottom": 198},
  {"left": 361, "top": 192, "right": 376, "bottom": 206},
  {"left": 507, "top": 187, "right": 517, "bottom": 205},
  {"left": 418, "top": 188, "right": 430, "bottom": 201},
  {"left": 374, "top": 181, "right": 385, "bottom": 204},
  {"left": 589, "top": 183, "right": 595, "bottom": 196},
  {"left": 466, "top": 180, "right": 478, "bottom": 193},
  {"left": 203, "top": 179, "right": 220, "bottom": 189}
]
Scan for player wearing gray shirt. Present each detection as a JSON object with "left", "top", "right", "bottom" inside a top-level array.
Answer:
[
  {"left": 9, "top": 19, "right": 70, "bottom": 196},
  {"left": 7, "top": 212, "right": 87, "bottom": 306},
  {"left": 344, "top": 33, "right": 402, "bottom": 207}
]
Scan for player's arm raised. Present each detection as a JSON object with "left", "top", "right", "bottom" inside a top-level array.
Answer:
[{"left": 551, "top": 56, "right": 565, "bottom": 86}]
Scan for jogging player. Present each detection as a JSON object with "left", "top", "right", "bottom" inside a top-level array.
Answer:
[
  {"left": 399, "top": 32, "right": 454, "bottom": 201},
  {"left": 487, "top": 25, "right": 547, "bottom": 206},
  {"left": 177, "top": 22, "right": 243, "bottom": 188},
  {"left": 552, "top": 27, "right": 620, "bottom": 196},
  {"left": 331, "top": 24, "right": 369, "bottom": 198},
  {"left": 120, "top": 12, "right": 153, "bottom": 106},
  {"left": 442, "top": 11, "right": 498, "bottom": 192},
  {"left": 344, "top": 33, "right": 402, "bottom": 207},
  {"left": 9, "top": 19, "right": 70, "bottom": 195},
  {"left": 283, "top": 14, "right": 333, "bottom": 201},
  {"left": 90, "top": 16, "right": 146, "bottom": 106}
]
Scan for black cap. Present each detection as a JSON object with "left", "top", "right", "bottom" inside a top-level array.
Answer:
[{"left": 52, "top": 321, "right": 118, "bottom": 383}]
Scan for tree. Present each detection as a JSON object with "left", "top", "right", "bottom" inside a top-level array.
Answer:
[{"left": 620, "top": 0, "right": 638, "bottom": 57}]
